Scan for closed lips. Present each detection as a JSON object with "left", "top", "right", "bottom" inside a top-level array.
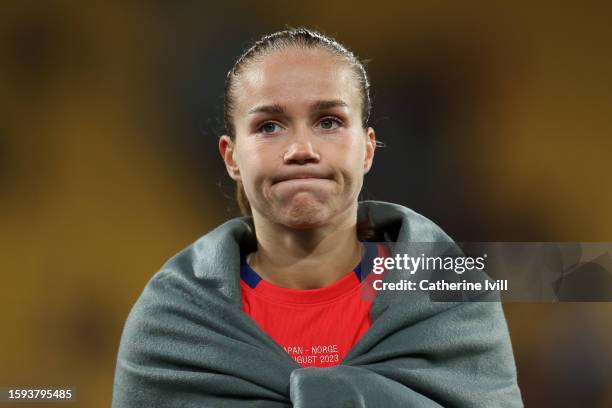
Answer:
[{"left": 272, "top": 174, "right": 331, "bottom": 184}]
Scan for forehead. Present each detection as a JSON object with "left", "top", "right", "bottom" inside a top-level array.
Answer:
[{"left": 234, "top": 47, "right": 360, "bottom": 116}]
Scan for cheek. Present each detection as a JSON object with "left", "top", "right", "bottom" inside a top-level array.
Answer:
[
  {"left": 234, "top": 143, "right": 272, "bottom": 191},
  {"left": 233, "top": 143, "right": 255, "bottom": 183},
  {"left": 336, "top": 139, "right": 366, "bottom": 179}
]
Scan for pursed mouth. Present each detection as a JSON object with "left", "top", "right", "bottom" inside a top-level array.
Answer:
[{"left": 272, "top": 175, "right": 332, "bottom": 185}]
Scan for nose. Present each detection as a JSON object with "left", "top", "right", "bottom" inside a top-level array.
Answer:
[{"left": 283, "top": 130, "right": 320, "bottom": 165}]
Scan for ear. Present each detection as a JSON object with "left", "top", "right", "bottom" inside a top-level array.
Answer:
[
  {"left": 218, "top": 135, "right": 241, "bottom": 181},
  {"left": 363, "top": 127, "right": 376, "bottom": 174}
]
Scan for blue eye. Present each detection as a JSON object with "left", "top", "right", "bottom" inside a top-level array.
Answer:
[
  {"left": 318, "top": 117, "right": 342, "bottom": 130},
  {"left": 259, "top": 122, "right": 282, "bottom": 134}
]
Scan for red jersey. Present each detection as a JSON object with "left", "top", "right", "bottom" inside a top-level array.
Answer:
[{"left": 240, "top": 243, "right": 386, "bottom": 368}]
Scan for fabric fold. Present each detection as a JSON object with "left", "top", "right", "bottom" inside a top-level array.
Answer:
[{"left": 112, "top": 201, "right": 523, "bottom": 407}]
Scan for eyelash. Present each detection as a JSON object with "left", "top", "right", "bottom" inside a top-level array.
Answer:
[
  {"left": 256, "top": 116, "right": 344, "bottom": 134},
  {"left": 318, "top": 116, "right": 343, "bottom": 130}
]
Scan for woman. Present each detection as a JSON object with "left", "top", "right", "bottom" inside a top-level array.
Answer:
[{"left": 113, "top": 28, "right": 523, "bottom": 407}]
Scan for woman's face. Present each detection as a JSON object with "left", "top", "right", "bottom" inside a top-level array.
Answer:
[{"left": 220, "top": 47, "right": 376, "bottom": 229}]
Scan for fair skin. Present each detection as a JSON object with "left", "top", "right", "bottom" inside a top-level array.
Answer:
[{"left": 219, "top": 47, "right": 376, "bottom": 289}]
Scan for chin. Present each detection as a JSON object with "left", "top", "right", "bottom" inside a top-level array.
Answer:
[{"left": 278, "top": 197, "right": 332, "bottom": 229}]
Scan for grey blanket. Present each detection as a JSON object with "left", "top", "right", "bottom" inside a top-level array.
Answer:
[{"left": 112, "top": 201, "right": 523, "bottom": 407}]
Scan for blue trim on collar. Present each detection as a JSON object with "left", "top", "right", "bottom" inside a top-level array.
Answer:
[
  {"left": 354, "top": 242, "right": 378, "bottom": 282},
  {"left": 240, "top": 241, "right": 376, "bottom": 288},
  {"left": 240, "top": 253, "right": 262, "bottom": 289}
]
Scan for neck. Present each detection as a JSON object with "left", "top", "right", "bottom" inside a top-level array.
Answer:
[{"left": 249, "top": 205, "right": 363, "bottom": 289}]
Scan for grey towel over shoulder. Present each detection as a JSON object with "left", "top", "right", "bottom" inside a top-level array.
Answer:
[{"left": 112, "top": 201, "right": 524, "bottom": 407}]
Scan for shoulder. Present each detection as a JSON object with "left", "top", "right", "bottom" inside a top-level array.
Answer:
[
  {"left": 121, "top": 216, "right": 256, "bottom": 334},
  {"left": 358, "top": 200, "right": 454, "bottom": 243},
  {"left": 158, "top": 217, "right": 255, "bottom": 281},
  {"left": 116, "top": 216, "right": 257, "bottom": 361}
]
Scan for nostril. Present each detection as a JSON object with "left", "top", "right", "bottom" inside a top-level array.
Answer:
[
  {"left": 285, "top": 156, "right": 319, "bottom": 166},
  {"left": 284, "top": 150, "right": 319, "bottom": 163}
]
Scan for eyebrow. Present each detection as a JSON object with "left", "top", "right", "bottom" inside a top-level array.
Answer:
[{"left": 247, "top": 99, "right": 349, "bottom": 115}]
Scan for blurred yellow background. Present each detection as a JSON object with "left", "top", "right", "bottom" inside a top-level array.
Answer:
[{"left": 1, "top": 1, "right": 610, "bottom": 407}]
